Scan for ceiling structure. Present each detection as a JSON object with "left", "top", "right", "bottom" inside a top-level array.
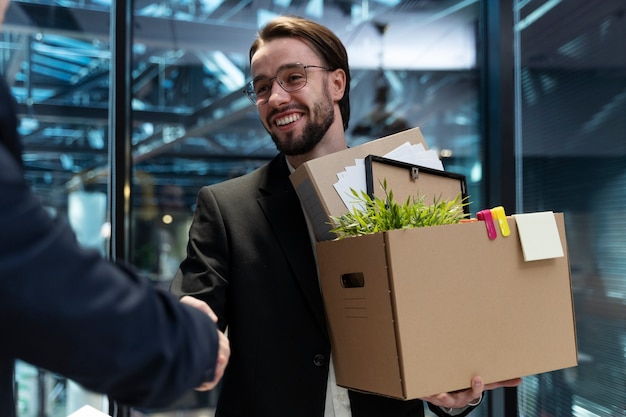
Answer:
[
  {"left": 1, "top": 0, "right": 625, "bottom": 208},
  {"left": 2, "top": 0, "right": 482, "bottom": 208}
]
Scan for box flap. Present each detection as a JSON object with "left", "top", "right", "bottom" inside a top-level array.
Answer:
[{"left": 290, "top": 127, "right": 428, "bottom": 241}]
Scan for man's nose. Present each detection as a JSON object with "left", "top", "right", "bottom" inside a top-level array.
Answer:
[{"left": 267, "top": 79, "right": 290, "bottom": 106}]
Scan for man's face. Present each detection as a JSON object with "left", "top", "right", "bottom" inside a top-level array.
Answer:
[
  {"left": 250, "top": 37, "right": 340, "bottom": 156},
  {"left": 0, "top": 0, "right": 9, "bottom": 25}
]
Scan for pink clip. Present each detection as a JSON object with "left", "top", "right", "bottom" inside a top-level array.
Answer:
[{"left": 477, "top": 209, "right": 498, "bottom": 240}]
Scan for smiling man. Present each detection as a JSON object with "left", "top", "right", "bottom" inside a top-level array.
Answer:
[{"left": 172, "top": 14, "right": 520, "bottom": 417}]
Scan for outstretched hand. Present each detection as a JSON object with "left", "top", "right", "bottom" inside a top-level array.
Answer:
[
  {"left": 420, "top": 376, "right": 522, "bottom": 410},
  {"left": 193, "top": 330, "right": 230, "bottom": 391},
  {"left": 179, "top": 296, "right": 230, "bottom": 391}
]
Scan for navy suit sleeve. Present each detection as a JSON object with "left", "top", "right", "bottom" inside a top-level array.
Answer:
[{"left": 0, "top": 147, "right": 219, "bottom": 408}]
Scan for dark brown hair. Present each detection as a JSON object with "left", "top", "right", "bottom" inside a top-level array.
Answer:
[{"left": 249, "top": 15, "right": 351, "bottom": 131}]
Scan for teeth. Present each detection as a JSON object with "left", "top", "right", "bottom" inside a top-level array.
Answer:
[{"left": 276, "top": 114, "right": 300, "bottom": 126}]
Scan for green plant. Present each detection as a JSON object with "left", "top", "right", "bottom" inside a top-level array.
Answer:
[{"left": 329, "top": 180, "right": 469, "bottom": 240}]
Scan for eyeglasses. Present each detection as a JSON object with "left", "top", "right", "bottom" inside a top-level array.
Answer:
[{"left": 243, "top": 63, "right": 331, "bottom": 106}]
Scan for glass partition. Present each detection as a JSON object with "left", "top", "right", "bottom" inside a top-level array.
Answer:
[
  {"left": 3, "top": 0, "right": 112, "bottom": 415},
  {"left": 514, "top": 0, "right": 626, "bottom": 416}
]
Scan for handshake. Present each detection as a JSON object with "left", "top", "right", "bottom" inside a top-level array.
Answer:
[{"left": 180, "top": 296, "right": 231, "bottom": 391}]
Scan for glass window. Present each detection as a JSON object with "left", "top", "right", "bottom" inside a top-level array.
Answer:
[
  {"left": 515, "top": 0, "right": 626, "bottom": 416},
  {"left": 3, "top": 0, "right": 112, "bottom": 415}
]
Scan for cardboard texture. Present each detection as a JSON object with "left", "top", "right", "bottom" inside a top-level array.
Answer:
[
  {"left": 290, "top": 127, "right": 427, "bottom": 241},
  {"left": 315, "top": 213, "right": 577, "bottom": 400}
]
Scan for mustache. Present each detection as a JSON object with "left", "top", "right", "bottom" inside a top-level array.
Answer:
[{"left": 267, "top": 104, "right": 306, "bottom": 120}]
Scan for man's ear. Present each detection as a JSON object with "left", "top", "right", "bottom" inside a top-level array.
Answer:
[{"left": 329, "top": 68, "right": 346, "bottom": 101}]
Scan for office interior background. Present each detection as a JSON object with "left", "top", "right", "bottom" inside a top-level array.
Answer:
[{"left": 2, "top": 0, "right": 625, "bottom": 416}]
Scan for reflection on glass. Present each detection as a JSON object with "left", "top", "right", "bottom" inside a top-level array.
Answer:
[{"left": 515, "top": 0, "right": 626, "bottom": 416}]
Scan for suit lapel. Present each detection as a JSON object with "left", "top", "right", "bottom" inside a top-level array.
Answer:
[{"left": 257, "top": 155, "right": 329, "bottom": 338}]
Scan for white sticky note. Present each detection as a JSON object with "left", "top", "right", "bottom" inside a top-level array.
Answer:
[{"left": 512, "top": 212, "right": 564, "bottom": 261}]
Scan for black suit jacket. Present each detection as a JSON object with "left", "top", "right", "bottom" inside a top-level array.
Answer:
[
  {"left": 172, "top": 154, "right": 475, "bottom": 417},
  {"left": 0, "top": 77, "right": 220, "bottom": 417}
]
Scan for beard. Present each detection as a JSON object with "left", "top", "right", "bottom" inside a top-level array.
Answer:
[{"left": 268, "top": 85, "right": 335, "bottom": 156}]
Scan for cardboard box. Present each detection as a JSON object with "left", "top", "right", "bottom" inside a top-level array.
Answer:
[
  {"left": 291, "top": 127, "right": 427, "bottom": 241},
  {"left": 315, "top": 213, "right": 577, "bottom": 399},
  {"left": 290, "top": 127, "right": 577, "bottom": 398}
]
